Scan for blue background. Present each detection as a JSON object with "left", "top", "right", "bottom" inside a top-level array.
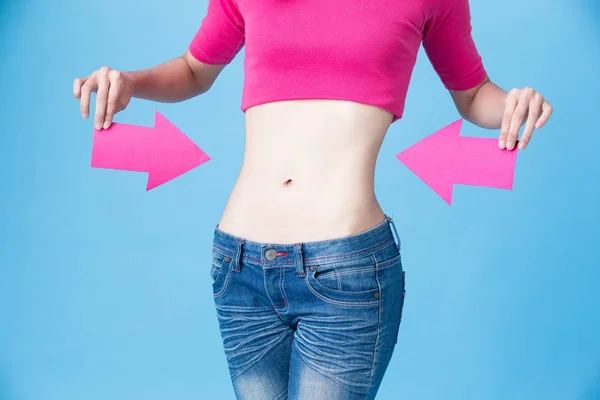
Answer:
[{"left": 1, "top": 0, "right": 599, "bottom": 398}]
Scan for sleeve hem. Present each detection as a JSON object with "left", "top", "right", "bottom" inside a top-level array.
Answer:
[
  {"left": 444, "top": 67, "right": 488, "bottom": 92},
  {"left": 189, "top": 45, "right": 231, "bottom": 65}
]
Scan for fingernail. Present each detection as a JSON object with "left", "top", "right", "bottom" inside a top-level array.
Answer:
[
  {"left": 506, "top": 141, "right": 514, "bottom": 150},
  {"left": 103, "top": 121, "right": 110, "bottom": 129},
  {"left": 94, "top": 122, "right": 102, "bottom": 130},
  {"left": 518, "top": 142, "right": 525, "bottom": 150},
  {"left": 498, "top": 140, "right": 506, "bottom": 148}
]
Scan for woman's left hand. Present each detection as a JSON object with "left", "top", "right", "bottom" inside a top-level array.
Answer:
[{"left": 498, "top": 87, "right": 553, "bottom": 150}]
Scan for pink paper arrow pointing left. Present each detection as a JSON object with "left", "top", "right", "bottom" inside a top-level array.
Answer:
[
  {"left": 397, "top": 119, "right": 518, "bottom": 205},
  {"left": 91, "top": 111, "right": 210, "bottom": 190}
]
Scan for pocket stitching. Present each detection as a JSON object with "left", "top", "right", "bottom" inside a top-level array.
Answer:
[
  {"left": 305, "top": 265, "right": 380, "bottom": 307},
  {"left": 212, "top": 256, "right": 233, "bottom": 298},
  {"left": 376, "top": 253, "right": 402, "bottom": 270}
]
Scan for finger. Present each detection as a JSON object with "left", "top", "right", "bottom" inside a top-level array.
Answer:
[
  {"left": 104, "top": 71, "right": 123, "bottom": 129},
  {"left": 94, "top": 69, "right": 111, "bottom": 130},
  {"left": 499, "top": 89, "right": 519, "bottom": 149},
  {"left": 79, "top": 76, "right": 97, "bottom": 119},
  {"left": 535, "top": 101, "right": 553, "bottom": 128},
  {"left": 73, "top": 77, "right": 87, "bottom": 99},
  {"left": 519, "top": 93, "right": 543, "bottom": 150},
  {"left": 506, "top": 88, "right": 533, "bottom": 150}
]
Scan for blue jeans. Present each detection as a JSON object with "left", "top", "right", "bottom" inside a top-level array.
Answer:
[{"left": 210, "top": 216, "right": 406, "bottom": 400}]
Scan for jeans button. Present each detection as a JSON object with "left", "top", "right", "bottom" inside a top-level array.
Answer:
[{"left": 265, "top": 249, "right": 277, "bottom": 261}]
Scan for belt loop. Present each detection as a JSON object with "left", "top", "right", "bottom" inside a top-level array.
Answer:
[
  {"left": 294, "top": 243, "right": 305, "bottom": 277},
  {"left": 232, "top": 238, "right": 244, "bottom": 272},
  {"left": 387, "top": 215, "right": 401, "bottom": 252}
]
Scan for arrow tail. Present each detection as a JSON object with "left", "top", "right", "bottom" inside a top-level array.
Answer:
[
  {"left": 91, "top": 124, "right": 156, "bottom": 172},
  {"left": 454, "top": 137, "right": 518, "bottom": 190}
]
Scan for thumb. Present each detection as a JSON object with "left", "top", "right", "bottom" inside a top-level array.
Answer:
[{"left": 73, "top": 77, "right": 88, "bottom": 99}]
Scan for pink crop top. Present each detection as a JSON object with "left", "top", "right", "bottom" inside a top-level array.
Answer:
[{"left": 188, "top": 0, "right": 487, "bottom": 122}]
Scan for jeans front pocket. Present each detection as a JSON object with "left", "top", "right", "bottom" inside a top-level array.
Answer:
[
  {"left": 211, "top": 249, "right": 234, "bottom": 297},
  {"left": 305, "top": 255, "right": 382, "bottom": 307}
]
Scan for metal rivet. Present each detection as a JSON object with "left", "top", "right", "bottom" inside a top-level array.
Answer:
[
  {"left": 265, "top": 249, "right": 277, "bottom": 261},
  {"left": 310, "top": 266, "right": 316, "bottom": 271},
  {"left": 374, "top": 292, "right": 380, "bottom": 299},
  {"left": 224, "top": 256, "right": 231, "bottom": 262}
]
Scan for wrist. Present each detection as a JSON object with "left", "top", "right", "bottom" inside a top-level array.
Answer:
[{"left": 123, "top": 70, "right": 143, "bottom": 97}]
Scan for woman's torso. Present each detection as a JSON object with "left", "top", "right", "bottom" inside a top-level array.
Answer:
[
  {"left": 189, "top": 0, "right": 484, "bottom": 242},
  {"left": 205, "top": 0, "right": 444, "bottom": 243},
  {"left": 217, "top": 100, "right": 394, "bottom": 243}
]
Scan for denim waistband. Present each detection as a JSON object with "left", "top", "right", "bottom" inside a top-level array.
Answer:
[{"left": 212, "top": 215, "right": 401, "bottom": 277}]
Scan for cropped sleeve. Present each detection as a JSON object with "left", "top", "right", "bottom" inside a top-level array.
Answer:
[
  {"left": 188, "top": 0, "right": 245, "bottom": 65},
  {"left": 421, "top": 0, "right": 487, "bottom": 91}
]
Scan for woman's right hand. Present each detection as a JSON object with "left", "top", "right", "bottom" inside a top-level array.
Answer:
[{"left": 73, "top": 66, "right": 135, "bottom": 130}]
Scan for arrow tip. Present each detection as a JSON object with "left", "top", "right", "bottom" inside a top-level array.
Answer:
[
  {"left": 397, "top": 119, "right": 463, "bottom": 205},
  {"left": 145, "top": 113, "right": 210, "bottom": 190}
]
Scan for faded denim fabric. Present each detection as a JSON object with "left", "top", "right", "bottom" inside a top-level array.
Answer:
[{"left": 209, "top": 216, "right": 406, "bottom": 400}]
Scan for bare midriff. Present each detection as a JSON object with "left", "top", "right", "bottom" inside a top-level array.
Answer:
[{"left": 217, "top": 99, "right": 394, "bottom": 243}]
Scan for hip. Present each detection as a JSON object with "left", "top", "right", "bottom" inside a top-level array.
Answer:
[
  {"left": 210, "top": 213, "right": 404, "bottom": 308},
  {"left": 218, "top": 197, "right": 386, "bottom": 244}
]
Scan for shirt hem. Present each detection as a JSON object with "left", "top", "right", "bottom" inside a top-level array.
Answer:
[{"left": 240, "top": 94, "right": 404, "bottom": 123}]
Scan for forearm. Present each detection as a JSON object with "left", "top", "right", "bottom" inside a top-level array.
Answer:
[
  {"left": 125, "top": 56, "right": 210, "bottom": 103},
  {"left": 462, "top": 81, "right": 508, "bottom": 129}
]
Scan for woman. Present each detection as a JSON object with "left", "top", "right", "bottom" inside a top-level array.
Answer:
[{"left": 73, "top": 0, "right": 553, "bottom": 398}]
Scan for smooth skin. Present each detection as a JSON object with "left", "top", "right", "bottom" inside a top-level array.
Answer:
[{"left": 73, "top": 50, "right": 553, "bottom": 242}]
